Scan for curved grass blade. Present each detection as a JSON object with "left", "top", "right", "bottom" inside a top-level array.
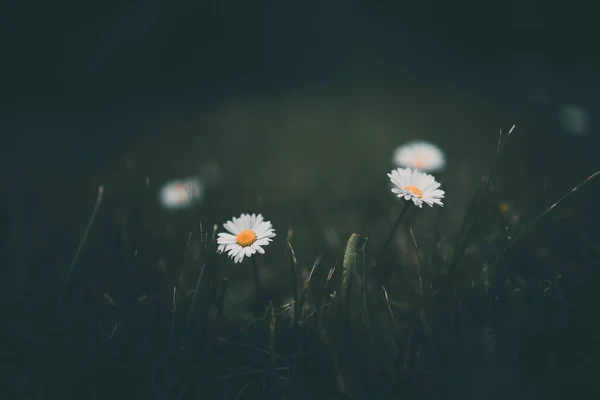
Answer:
[{"left": 52, "top": 185, "right": 104, "bottom": 325}]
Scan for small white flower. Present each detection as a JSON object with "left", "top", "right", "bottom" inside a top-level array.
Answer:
[
  {"left": 388, "top": 167, "right": 445, "bottom": 208},
  {"left": 158, "top": 178, "right": 204, "bottom": 210},
  {"left": 393, "top": 141, "right": 446, "bottom": 173},
  {"left": 217, "top": 213, "right": 276, "bottom": 263},
  {"left": 559, "top": 104, "right": 590, "bottom": 136}
]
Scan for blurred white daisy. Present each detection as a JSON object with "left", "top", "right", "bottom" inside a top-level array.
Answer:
[
  {"left": 388, "top": 167, "right": 445, "bottom": 208},
  {"left": 393, "top": 141, "right": 446, "bottom": 172},
  {"left": 558, "top": 104, "right": 590, "bottom": 136},
  {"left": 217, "top": 213, "right": 276, "bottom": 263},
  {"left": 158, "top": 178, "right": 204, "bottom": 210}
]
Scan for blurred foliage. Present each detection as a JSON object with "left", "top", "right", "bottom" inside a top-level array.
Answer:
[{"left": 1, "top": 83, "right": 600, "bottom": 399}]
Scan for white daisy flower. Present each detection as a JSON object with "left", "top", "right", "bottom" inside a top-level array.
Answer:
[
  {"left": 558, "top": 104, "right": 590, "bottom": 136},
  {"left": 388, "top": 167, "right": 445, "bottom": 208},
  {"left": 217, "top": 213, "right": 276, "bottom": 263},
  {"left": 392, "top": 140, "right": 446, "bottom": 173},
  {"left": 157, "top": 164, "right": 220, "bottom": 211},
  {"left": 158, "top": 177, "right": 204, "bottom": 210}
]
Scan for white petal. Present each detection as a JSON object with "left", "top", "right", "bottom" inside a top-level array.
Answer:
[
  {"left": 226, "top": 248, "right": 237, "bottom": 258},
  {"left": 256, "top": 221, "right": 275, "bottom": 238},
  {"left": 223, "top": 220, "right": 240, "bottom": 234},
  {"left": 234, "top": 252, "right": 244, "bottom": 263},
  {"left": 252, "top": 214, "right": 264, "bottom": 230},
  {"left": 254, "top": 238, "right": 271, "bottom": 247},
  {"left": 233, "top": 215, "right": 245, "bottom": 230},
  {"left": 217, "top": 233, "right": 237, "bottom": 245},
  {"left": 258, "top": 228, "right": 275, "bottom": 239},
  {"left": 253, "top": 222, "right": 269, "bottom": 236},
  {"left": 228, "top": 244, "right": 243, "bottom": 256},
  {"left": 241, "top": 214, "right": 252, "bottom": 230}
]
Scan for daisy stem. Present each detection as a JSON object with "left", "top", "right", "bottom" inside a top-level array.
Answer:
[
  {"left": 380, "top": 203, "right": 411, "bottom": 258},
  {"left": 251, "top": 255, "right": 261, "bottom": 295}
]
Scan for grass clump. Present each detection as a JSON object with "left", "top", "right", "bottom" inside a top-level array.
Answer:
[{"left": 3, "top": 126, "right": 600, "bottom": 400}]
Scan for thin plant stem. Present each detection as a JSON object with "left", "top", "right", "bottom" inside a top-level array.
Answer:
[
  {"left": 267, "top": 301, "right": 277, "bottom": 388},
  {"left": 380, "top": 202, "right": 411, "bottom": 258},
  {"left": 450, "top": 125, "right": 515, "bottom": 272},
  {"left": 251, "top": 255, "right": 261, "bottom": 295},
  {"left": 287, "top": 239, "right": 299, "bottom": 324},
  {"left": 490, "top": 168, "right": 600, "bottom": 269},
  {"left": 52, "top": 185, "right": 104, "bottom": 325},
  {"left": 169, "top": 286, "right": 177, "bottom": 345},
  {"left": 317, "top": 266, "right": 336, "bottom": 331},
  {"left": 186, "top": 263, "right": 206, "bottom": 328},
  {"left": 299, "top": 254, "right": 320, "bottom": 321},
  {"left": 250, "top": 255, "right": 264, "bottom": 317},
  {"left": 214, "top": 277, "right": 228, "bottom": 324}
]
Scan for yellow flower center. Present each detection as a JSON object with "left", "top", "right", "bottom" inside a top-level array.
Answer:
[
  {"left": 498, "top": 201, "right": 511, "bottom": 215},
  {"left": 236, "top": 229, "right": 257, "bottom": 247},
  {"left": 404, "top": 185, "right": 423, "bottom": 198}
]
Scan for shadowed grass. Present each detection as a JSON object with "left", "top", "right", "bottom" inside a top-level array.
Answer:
[
  {"left": 287, "top": 237, "right": 300, "bottom": 325},
  {"left": 491, "top": 168, "right": 600, "bottom": 268},
  {"left": 298, "top": 254, "right": 320, "bottom": 322},
  {"left": 186, "top": 263, "right": 206, "bottom": 327},
  {"left": 8, "top": 121, "right": 599, "bottom": 400},
  {"left": 51, "top": 185, "right": 104, "bottom": 325},
  {"left": 448, "top": 126, "right": 515, "bottom": 275}
]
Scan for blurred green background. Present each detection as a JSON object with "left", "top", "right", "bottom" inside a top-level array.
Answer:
[{"left": 2, "top": 0, "right": 599, "bottom": 333}]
